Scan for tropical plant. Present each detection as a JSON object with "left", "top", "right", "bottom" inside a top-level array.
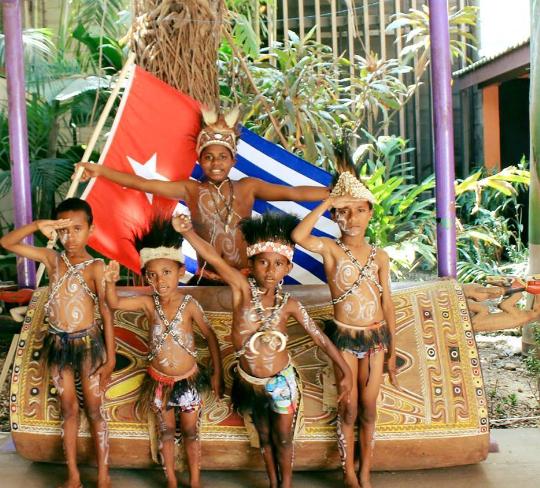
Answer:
[
  {"left": 0, "top": 1, "right": 127, "bottom": 222},
  {"left": 221, "top": 27, "right": 345, "bottom": 165},
  {"left": 220, "top": 28, "right": 418, "bottom": 167},
  {"left": 349, "top": 133, "right": 530, "bottom": 281},
  {"left": 386, "top": 4, "right": 479, "bottom": 82},
  {"left": 345, "top": 54, "right": 415, "bottom": 133}
]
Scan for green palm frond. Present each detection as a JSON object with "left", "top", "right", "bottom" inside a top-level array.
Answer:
[
  {"left": 70, "top": 0, "right": 131, "bottom": 41},
  {"left": 0, "top": 28, "right": 56, "bottom": 80}
]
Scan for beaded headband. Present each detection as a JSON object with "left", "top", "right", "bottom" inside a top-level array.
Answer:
[
  {"left": 246, "top": 241, "right": 294, "bottom": 262},
  {"left": 330, "top": 171, "right": 376, "bottom": 203},
  {"left": 140, "top": 246, "right": 184, "bottom": 268},
  {"left": 196, "top": 107, "right": 241, "bottom": 156}
]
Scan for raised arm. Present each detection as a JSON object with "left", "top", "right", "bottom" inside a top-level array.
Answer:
[
  {"left": 92, "top": 261, "right": 117, "bottom": 392},
  {"left": 290, "top": 301, "right": 352, "bottom": 403},
  {"left": 188, "top": 299, "right": 224, "bottom": 399},
  {"left": 0, "top": 219, "right": 70, "bottom": 270},
  {"left": 378, "top": 250, "right": 400, "bottom": 390},
  {"left": 104, "top": 260, "right": 153, "bottom": 312},
  {"left": 291, "top": 196, "right": 361, "bottom": 254},
  {"left": 172, "top": 214, "right": 246, "bottom": 291},
  {"left": 74, "top": 162, "right": 193, "bottom": 201},
  {"left": 290, "top": 198, "right": 334, "bottom": 254},
  {"left": 247, "top": 178, "right": 330, "bottom": 202}
]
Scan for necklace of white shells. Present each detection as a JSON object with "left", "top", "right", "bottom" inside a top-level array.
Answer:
[{"left": 234, "top": 277, "right": 290, "bottom": 358}]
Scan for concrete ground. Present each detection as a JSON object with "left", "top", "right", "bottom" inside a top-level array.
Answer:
[{"left": 0, "top": 429, "right": 539, "bottom": 488}]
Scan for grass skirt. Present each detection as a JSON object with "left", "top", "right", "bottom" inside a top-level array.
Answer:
[
  {"left": 138, "top": 364, "right": 209, "bottom": 413},
  {"left": 324, "top": 318, "right": 391, "bottom": 354},
  {"left": 42, "top": 323, "right": 106, "bottom": 375}
]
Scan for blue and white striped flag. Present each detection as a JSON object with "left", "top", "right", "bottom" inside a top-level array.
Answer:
[{"left": 180, "top": 127, "right": 339, "bottom": 284}]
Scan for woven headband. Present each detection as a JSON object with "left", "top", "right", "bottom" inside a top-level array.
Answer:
[
  {"left": 196, "top": 130, "right": 237, "bottom": 156},
  {"left": 246, "top": 241, "right": 294, "bottom": 261},
  {"left": 140, "top": 246, "right": 184, "bottom": 268}
]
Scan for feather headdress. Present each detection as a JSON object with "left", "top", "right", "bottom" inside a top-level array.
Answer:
[
  {"left": 133, "top": 214, "right": 184, "bottom": 271},
  {"left": 241, "top": 212, "right": 300, "bottom": 262},
  {"left": 196, "top": 106, "right": 241, "bottom": 156}
]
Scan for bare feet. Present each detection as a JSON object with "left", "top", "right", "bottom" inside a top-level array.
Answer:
[
  {"left": 166, "top": 479, "right": 178, "bottom": 488},
  {"left": 343, "top": 473, "right": 361, "bottom": 488},
  {"left": 97, "top": 474, "right": 111, "bottom": 488},
  {"left": 57, "top": 475, "right": 82, "bottom": 488},
  {"left": 359, "top": 475, "right": 372, "bottom": 488}
]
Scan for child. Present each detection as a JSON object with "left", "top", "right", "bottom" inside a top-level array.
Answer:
[
  {"left": 0, "top": 198, "right": 115, "bottom": 488},
  {"left": 75, "top": 108, "right": 330, "bottom": 284},
  {"left": 291, "top": 172, "right": 400, "bottom": 488},
  {"left": 173, "top": 211, "right": 353, "bottom": 488},
  {"left": 103, "top": 216, "right": 223, "bottom": 488}
]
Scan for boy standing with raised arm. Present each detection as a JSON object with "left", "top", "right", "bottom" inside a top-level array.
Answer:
[
  {"left": 173, "top": 211, "right": 352, "bottom": 488},
  {"left": 291, "top": 173, "right": 400, "bottom": 488},
  {"left": 104, "top": 216, "right": 223, "bottom": 488},
  {"left": 1, "top": 198, "right": 115, "bottom": 488}
]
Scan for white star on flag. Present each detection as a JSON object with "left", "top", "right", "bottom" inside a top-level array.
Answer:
[
  {"left": 126, "top": 152, "right": 190, "bottom": 219},
  {"left": 126, "top": 153, "right": 169, "bottom": 204}
]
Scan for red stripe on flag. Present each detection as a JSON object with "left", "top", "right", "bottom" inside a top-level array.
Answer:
[{"left": 82, "top": 66, "right": 202, "bottom": 272}]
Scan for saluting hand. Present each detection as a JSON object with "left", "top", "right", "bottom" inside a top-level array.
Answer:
[
  {"left": 330, "top": 196, "right": 366, "bottom": 209},
  {"left": 36, "top": 219, "right": 73, "bottom": 241}
]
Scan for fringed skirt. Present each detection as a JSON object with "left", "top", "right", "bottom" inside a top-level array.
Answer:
[
  {"left": 42, "top": 323, "right": 106, "bottom": 376},
  {"left": 324, "top": 319, "right": 391, "bottom": 357},
  {"left": 139, "top": 364, "right": 209, "bottom": 414},
  {"left": 231, "top": 362, "right": 299, "bottom": 416}
]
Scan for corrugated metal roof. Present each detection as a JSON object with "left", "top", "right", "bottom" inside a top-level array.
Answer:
[{"left": 453, "top": 38, "right": 530, "bottom": 77}]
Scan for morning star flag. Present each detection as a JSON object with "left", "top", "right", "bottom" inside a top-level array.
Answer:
[
  {"left": 81, "top": 66, "right": 202, "bottom": 272},
  {"left": 82, "top": 65, "right": 339, "bottom": 284}
]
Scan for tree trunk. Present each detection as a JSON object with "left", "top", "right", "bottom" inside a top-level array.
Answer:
[{"left": 129, "top": 0, "right": 226, "bottom": 108}]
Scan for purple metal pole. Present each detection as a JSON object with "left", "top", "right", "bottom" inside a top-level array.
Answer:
[
  {"left": 2, "top": 0, "right": 36, "bottom": 288},
  {"left": 428, "top": 0, "right": 457, "bottom": 278}
]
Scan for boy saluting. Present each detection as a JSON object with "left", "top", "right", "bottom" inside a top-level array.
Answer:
[{"left": 1, "top": 198, "right": 115, "bottom": 488}]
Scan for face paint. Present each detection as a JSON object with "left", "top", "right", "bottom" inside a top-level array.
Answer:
[{"left": 336, "top": 213, "right": 361, "bottom": 237}]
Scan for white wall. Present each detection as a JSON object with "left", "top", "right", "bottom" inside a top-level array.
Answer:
[{"left": 479, "top": 0, "right": 530, "bottom": 58}]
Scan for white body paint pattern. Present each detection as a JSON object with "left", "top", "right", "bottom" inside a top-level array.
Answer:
[
  {"left": 336, "top": 414, "right": 347, "bottom": 471},
  {"left": 48, "top": 271, "right": 87, "bottom": 330},
  {"left": 334, "top": 258, "right": 380, "bottom": 323},
  {"left": 238, "top": 304, "right": 284, "bottom": 374},
  {"left": 335, "top": 214, "right": 360, "bottom": 237},
  {"left": 151, "top": 309, "right": 195, "bottom": 370},
  {"left": 298, "top": 304, "right": 327, "bottom": 347},
  {"left": 198, "top": 186, "right": 241, "bottom": 265}
]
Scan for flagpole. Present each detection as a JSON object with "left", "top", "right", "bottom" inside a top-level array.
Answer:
[{"left": 35, "top": 52, "right": 137, "bottom": 286}]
